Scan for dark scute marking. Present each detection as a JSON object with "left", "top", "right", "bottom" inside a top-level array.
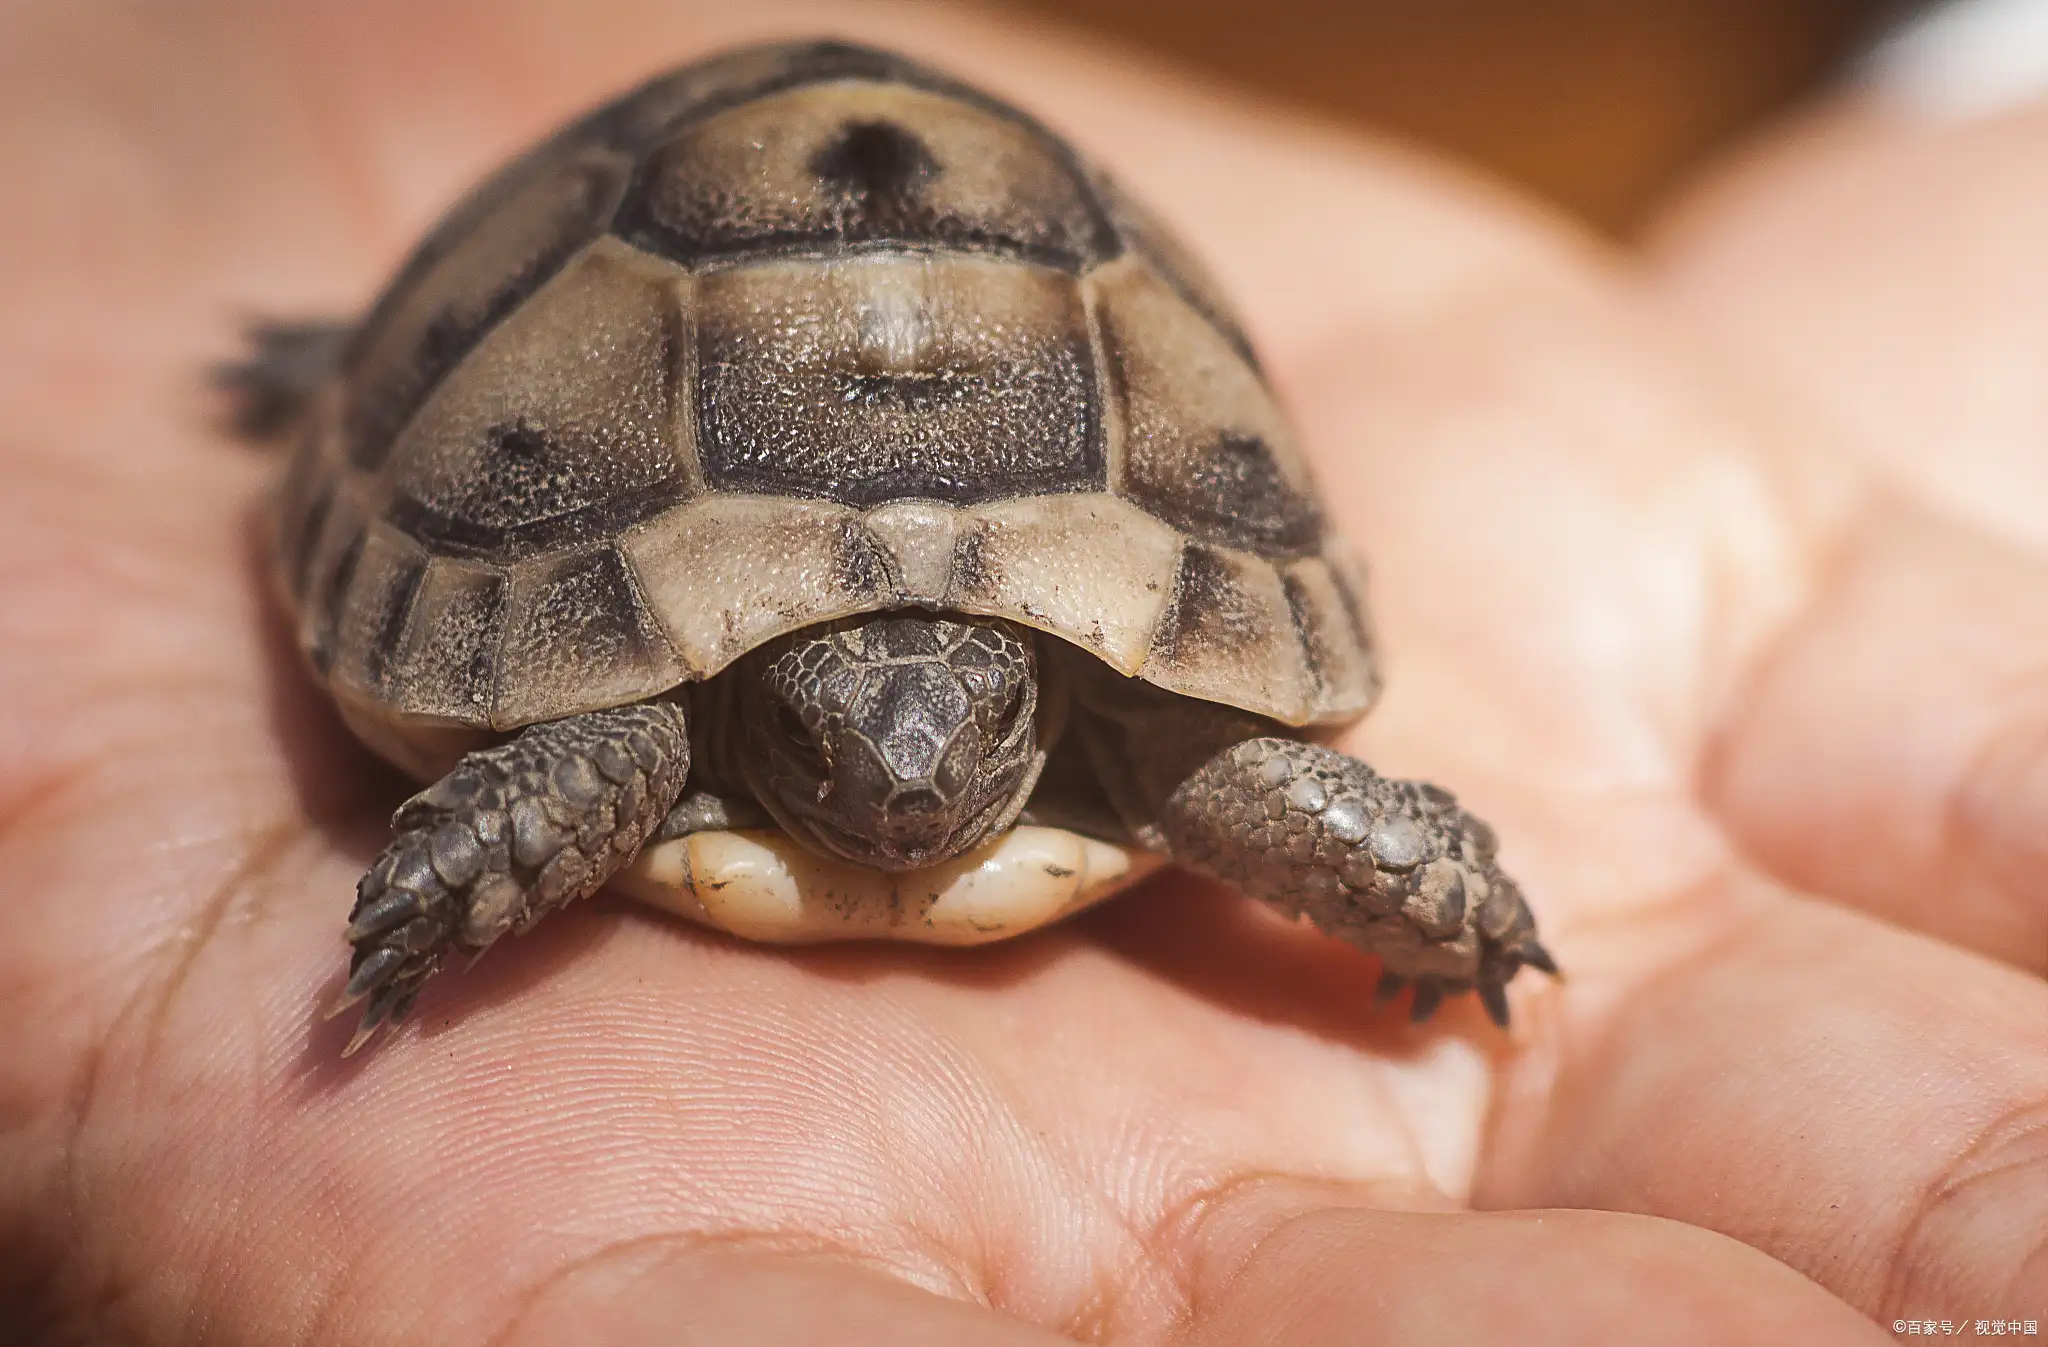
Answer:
[
  {"left": 342, "top": 157, "right": 627, "bottom": 473},
  {"left": 836, "top": 522, "right": 891, "bottom": 597},
  {"left": 287, "top": 481, "right": 334, "bottom": 601},
  {"left": 500, "top": 547, "right": 668, "bottom": 693},
  {"left": 1281, "top": 571, "right": 1325, "bottom": 701},
  {"left": 386, "top": 478, "right": 691, "bottom": 562},
  {"left": 615, "top": 154, "right": 1098, "bottom": 274},
  {"left": 951, "top": 527, "right": 992, "bottom": 596},
  {"left": 1130, "top": 433, "right": 1324, "bottom": 558},
  {"left": 1153, "top": 543, "right": 1277, "bottom": 663},
  {"left": 364, "top": 556, "right": 428, "bottom": 689},
  {"left": 387, "top": 403, "right": 689, "bottom": 561},
  {"left": 312, "top": 527, "right": 366, "bottom": 674},
  {"left": 1329, "top": 559, "right": 1372, "bottom": 653},
  {"left": 811, "top": 120, "right": 940, "bottom": 201},
  {"left": 456, "top": 578, "right": 507, "bottom": 708},
  {"left": 835, "top": 371, "right": 977, "bottom": 411},
  {"left": 696, "top": 396, "right": 1101, "bottom": 506},
  {"left": 609, "top": 46, "right": 1121, "bottom": 271}
]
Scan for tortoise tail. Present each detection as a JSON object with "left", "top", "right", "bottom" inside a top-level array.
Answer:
[{"left": 214, "top": 318, "right": 351, "bottom": 442}]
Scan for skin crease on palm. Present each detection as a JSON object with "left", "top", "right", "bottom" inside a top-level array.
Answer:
[{"left": 1, "top": 0, "right": 2046, "bottom": 1341}]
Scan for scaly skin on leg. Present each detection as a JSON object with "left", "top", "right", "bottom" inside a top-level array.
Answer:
[
  {"left": 1157, "top": 738, "right": 1555, "bottom": 1025},
  {"left": 655, "top": 787, "right": 770, "bottom": 841},
  {"left": 333, "top": 701, "right": 691, "bottom": 1053}
]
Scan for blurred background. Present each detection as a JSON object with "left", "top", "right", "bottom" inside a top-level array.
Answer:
[{"left": 993, "top": 0, "right": 1928, "bottom": 233}]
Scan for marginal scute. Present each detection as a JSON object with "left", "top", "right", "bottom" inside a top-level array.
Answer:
[
  {"left": 492, "top": 545, "right": 682, "bottom": 727},
  {"left": 1326, "top": 544, "right": 1376, "bottom": 666},
  {"left": 384, "top": 240, "right": 695, "bottom": 560},
  {"left": 947, "top": 493, "right": 1182, "bottom": 675},
  {"left": 386, "top": 557, "right": 508, "bottom": 725},
  {"left": 1144, "top": 542, "right": 1313, "bottom": 725},
  {"left": 1282, "top": 551, "right": 1380, "bottom": 722},
  {"left": 1093, "top": 257, "right": 1323, "bottom": 558},
  {"left": 695, "top": 253, "right": 1101, "bottom": 506},
  {"left": 340, "top": 148, "right": 633, "bottom": 475},
  {"left": 328, "top": 523, "right": 430, "bottom": 701},
  {"left": 624, "top": 495, "right": 884, "bottom": 677},
  {"left": 616, "top": 80, "right": 1116, "bottom": 269}
]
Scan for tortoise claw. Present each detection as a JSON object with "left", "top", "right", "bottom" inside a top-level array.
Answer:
[
  {"left": 340, "top": 979, "right": 421, "bottom": 1057},
  {"left": 1408, "top": 980, "right": 1444, "bottom": 1023},
  {"left": 327, "top": 941, "right": 433, "bottom": 1052},
  {"left": 1477, "top": 979, "right": 1511, "bottom": 1028}
]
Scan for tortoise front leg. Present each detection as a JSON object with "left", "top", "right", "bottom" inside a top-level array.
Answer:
[
  {"left": 331, "top": 701, "right": 691, "bottom": 1053},
  {"left": 1156, "top": 738, "right": 1555, "bottom": 1025}
]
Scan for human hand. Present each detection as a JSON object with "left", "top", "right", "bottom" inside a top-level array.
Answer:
[{"left": 3, "top": 3, "right": 2041, "bottom": 1342}]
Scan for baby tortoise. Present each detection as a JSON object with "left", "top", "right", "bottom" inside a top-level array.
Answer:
[{"left": 233, "top": 39, "right": 1555, "bottom": 1052}]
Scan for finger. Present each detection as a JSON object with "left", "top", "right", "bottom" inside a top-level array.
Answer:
[
  {"left": 1702, "top": 504, "right": 2048, "bottom": 972},
  {"left": 1487, "top": 875, "right": 2048, "bottom": 1323},
  {"left": 1648, "top": 100, "right": 2048, "bottom": 965},
  {"left": 1173, "top": 1179, "right": 1889, "bottom": 1346},
  {"left": 1652, "top": 98, "right": 2048, "bottom": 556}
]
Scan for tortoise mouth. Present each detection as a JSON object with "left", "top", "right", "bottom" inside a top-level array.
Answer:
[
  {"left": 785, "top": 793, "right": 1013, "bottom": 874},
  {"left": 782, "top": 765, "right": 1040, "bottom": 872}
]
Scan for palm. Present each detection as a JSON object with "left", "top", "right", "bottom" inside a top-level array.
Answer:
[{"left": 4, "top": 5, "right": 2042, "bottom": 1344}]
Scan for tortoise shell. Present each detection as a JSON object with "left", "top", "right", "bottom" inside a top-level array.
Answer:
[{"left": 276, "top": 39, "right": 1379, "bottom": 776}]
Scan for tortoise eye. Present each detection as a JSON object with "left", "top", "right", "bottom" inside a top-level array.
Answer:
[
  {"left": 774, "top": 704, "right": 828, "bottom": 773},
  {"left": 990, "top": 677, "right": 1026, "bottom": 740}
]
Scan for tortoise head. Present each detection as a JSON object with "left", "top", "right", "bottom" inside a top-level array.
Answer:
[{"left": 735, "top": 615, "right": 1048, "bottom": 872}]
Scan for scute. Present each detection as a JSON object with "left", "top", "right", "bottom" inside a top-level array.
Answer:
[
  {"left": 386, "top": 240, "right": 695, "bottom": 559},
  {"left": 493, "top": 545, "right": 683, "bottom": 727},
  {"left": 341, "top": 148, "right": 632, "bottom": 474},
  {"left": 1089, "top": 174, "right": 1259, "bottom": 369},
  {"left": 387, "top": 558, "right": 508, "bottom": 723},
  {"left": 278, "top": 38, "right": 1378, "bottom": 761},
  {"left": 328, "top": 523, "right": 430, "bottom": 701},
  {"left": 1143, "top": 542, "right": 1311, "bottom": 723},
  {"left": 946, "top": 493, "right": 1183, "bottom": 674},
  {"left": 1093, "top": 257, "right": 1324, "bottom": 558},
  {"left": 694, "top": 253, "right": 1101, "bottom": 505},
  {"left": 616, "top": 80, "right": 1118, "bottom": 269},
  {"left": 624, "top": 494, "right": 891, "bottom": 677}
]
